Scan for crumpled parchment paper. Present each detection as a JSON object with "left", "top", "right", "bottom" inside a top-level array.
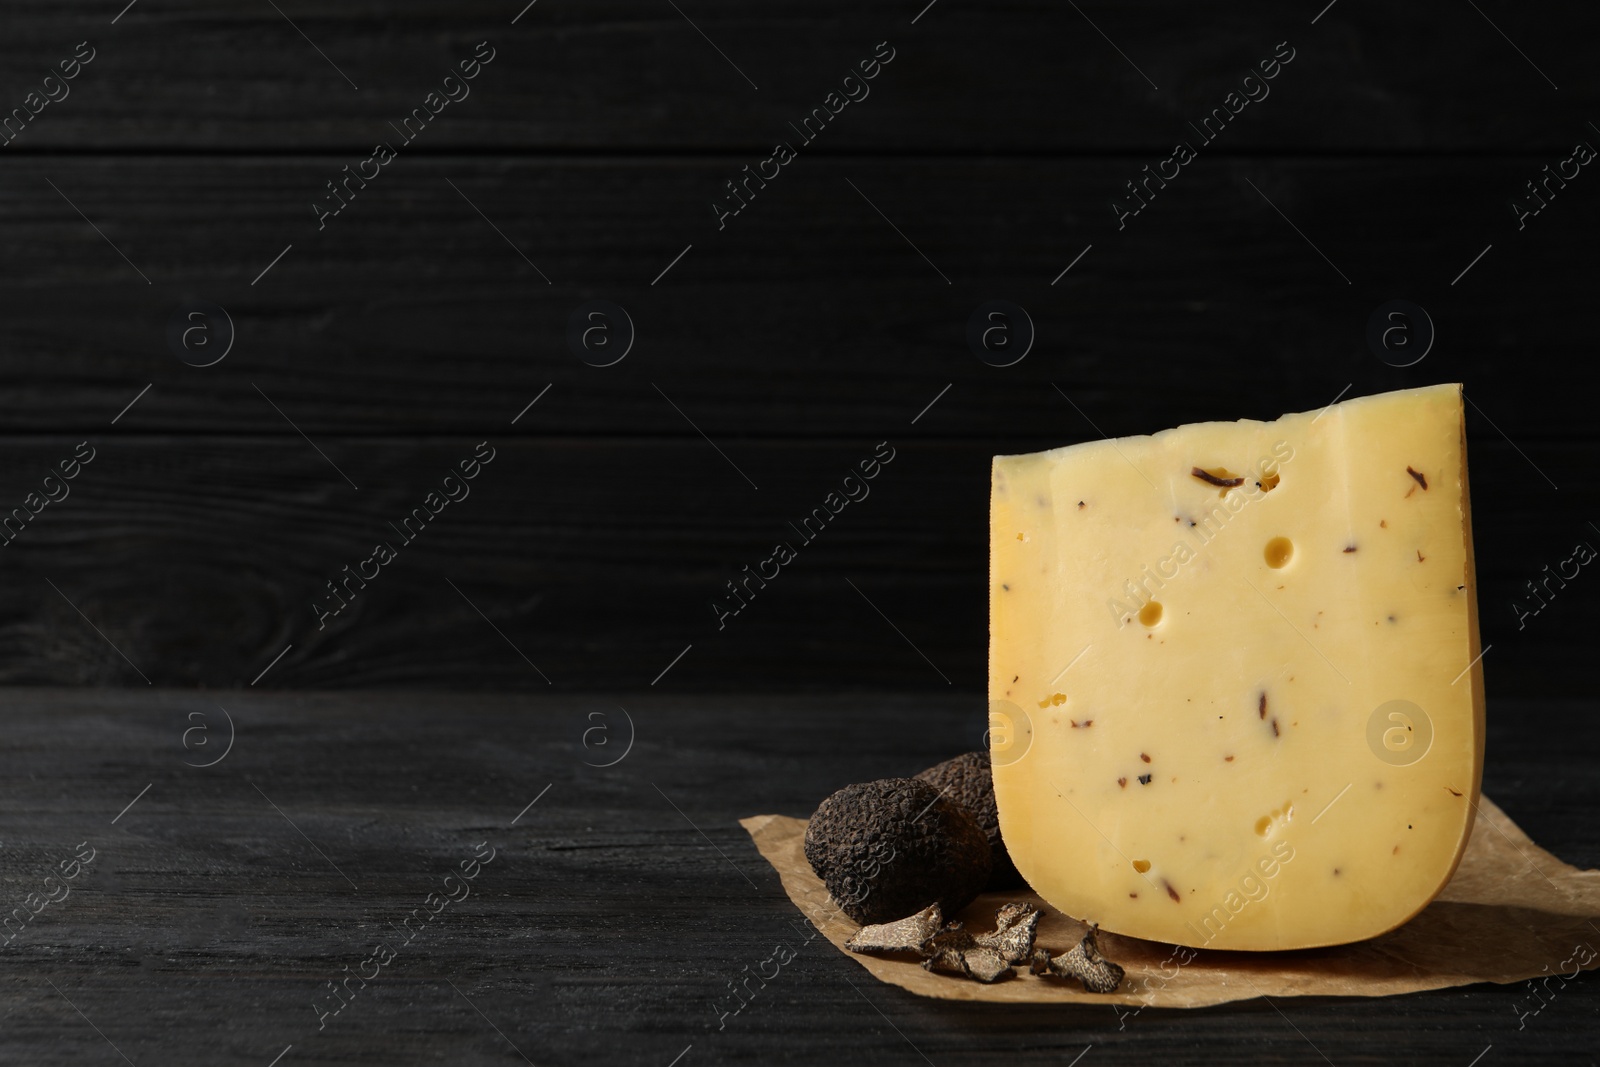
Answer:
[{"left": 740, "top": 796, "right": 1600, "bottom": 1007}]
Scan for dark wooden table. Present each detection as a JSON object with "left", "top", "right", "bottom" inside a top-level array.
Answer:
[{"left": 0, "top": 688, "right": 1592, "bottom": 1066}]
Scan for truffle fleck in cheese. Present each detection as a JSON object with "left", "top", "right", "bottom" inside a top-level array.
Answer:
[{"left": 989, "top": 384, "right": 1484, "bottom": 950}]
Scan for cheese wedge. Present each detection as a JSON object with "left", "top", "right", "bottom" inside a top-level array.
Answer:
[{"left": 988, "top": 383, "right": 1484, "bottom": 950}]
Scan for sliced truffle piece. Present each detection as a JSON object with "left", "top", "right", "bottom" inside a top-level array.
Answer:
[
  {"left": 804, "top": 777, "right": 992, "bottom": 925},
  {"left": 1029, "top": 924, "right": 1125, "bottom": 994},
  {"left": 924, "top": 944, "right": 1012, "bottom": 984},
  {"left": 923, "top": 921, "right": 974, "bottom": 955},
  {"left": 921, "top": 919, "right": 1010, "bottom": 983},
  {"left": 921, "top": 945, "right": 967, "bottom": 975},
  {"left": 916, "top": 750, "right": 1023, "bottom": 889},
  {"left": 845, "top": 904, "right": 943, "bottom": 955},
  {"left": 973, "top": 901, "right": 1040, "bottom": 964}
]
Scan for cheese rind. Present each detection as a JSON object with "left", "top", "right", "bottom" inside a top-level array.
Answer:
[{"left": 989, "top": 384, "right": 1484, "bottom": 951}]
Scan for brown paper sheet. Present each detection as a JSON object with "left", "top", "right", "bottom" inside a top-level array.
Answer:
[{"left": 741, "top": 796, "right": 1600, "bottom": 1007}]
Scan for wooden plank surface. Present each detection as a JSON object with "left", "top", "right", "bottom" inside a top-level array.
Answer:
[
  {"left": 0, "top": 689, "right": 1591, "bottom": 1066},
  {"left": 0, "top": 2, "right": 1595, "bottom": 151},
  {"left": 0, "top": 155, "right": 1592, "bottom": 439}
]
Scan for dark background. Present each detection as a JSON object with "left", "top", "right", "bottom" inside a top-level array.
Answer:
[{"left": 1, "top": 1, "right": 1597, "bottom": 1064}]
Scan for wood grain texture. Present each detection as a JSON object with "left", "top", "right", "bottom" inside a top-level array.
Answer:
[
  {"left": 0, "top": 155, "right": 1592, "bottom": 439},
  {"left": 0, "top": 690, "right": 1590, "bottom": 1066},
  {"left": 0, "top": 436, "right": 1585, "bottom": 693},
  {"left": 0, "top": 1, "right": 1596, "bottom": 151}
]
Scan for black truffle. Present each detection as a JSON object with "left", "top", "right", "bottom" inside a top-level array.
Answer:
[
  {"left": 804, "top": 778, "right": 991, "bottom": 925},
  {"left": 916, "top": 750, "right": 1023, "bottom": 889}
]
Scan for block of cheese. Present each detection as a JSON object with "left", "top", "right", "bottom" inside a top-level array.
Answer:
[{"left": 989, "top": 383, "right": 1484, "bottom": 951}]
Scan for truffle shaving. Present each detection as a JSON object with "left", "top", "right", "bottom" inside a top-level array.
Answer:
[
  {"left": 923, "top": 944, "right": 1012, "bottom": 983},
  {"left": 844, "top": 905, "right": 943, "bottom": 955},
  {"left": 972, "top": 901, "right": 1040, "bottom": 964},
  {"left": 1029, "top": 923, "right": 1125, "bottom": 994}
]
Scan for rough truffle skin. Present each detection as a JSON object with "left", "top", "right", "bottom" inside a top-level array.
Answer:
[
  {"left": 805, "top": 778, "right": 992, "bottom": 925},
  {"left": 916, "top": 750, "right": 1024, "bottom": 889}
]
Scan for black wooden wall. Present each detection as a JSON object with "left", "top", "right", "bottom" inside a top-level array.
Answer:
[{"left": 3, "top": 0, "right": 1598, "bottom": 695}]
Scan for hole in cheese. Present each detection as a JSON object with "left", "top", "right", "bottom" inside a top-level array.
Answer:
[
  {"left": 1138, "top": 601, "right": 1163, "bottom": 627},
  {"left": 1132, "top": 859, "right": 1151, "bottom": 873},
  {"left": 1264, "top": 536, "right": 1294, "bottom": 569},
  {"left": 1255, "top": 803, "right": 1294, "bottom": 837}
]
